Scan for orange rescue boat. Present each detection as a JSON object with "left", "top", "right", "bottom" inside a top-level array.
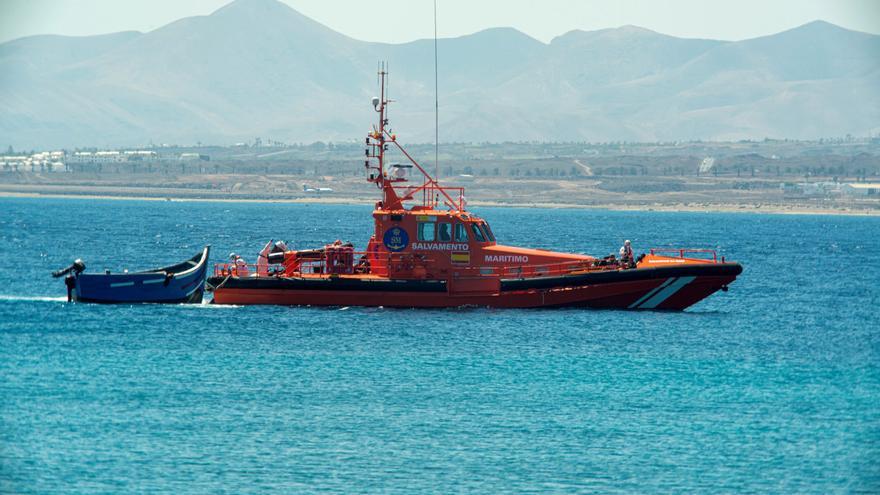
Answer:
[{"left": 207, "top": 69, "right": 742, "bottom": 310}]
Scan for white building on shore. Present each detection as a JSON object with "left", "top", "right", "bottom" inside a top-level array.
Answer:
[
  {"left": 842, "top": 183, "right": 880, "bottom": 196},
  {"left": 1, "top": 151, "right": 66, "bottom": 172},
  {"left": 2, "top": 149, "right": 179, "bottom": 172}
]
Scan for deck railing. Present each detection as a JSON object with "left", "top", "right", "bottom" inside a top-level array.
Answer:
[
  {"left": 213, "top": 250, "right": 390, "bottom": 278},
  {"left": 648, "top": 248, "right": 719, "bottom": 263},
  {"left": 453, "top": 258, "right": 614, "bottom": 279},
  {"left": 391, "top": 183, "right": 466, "bottom": 210},
  {"left": 213, "top": 248, "right": 723, "bottom": 279}
]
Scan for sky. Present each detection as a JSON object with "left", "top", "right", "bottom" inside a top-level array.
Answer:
[{"left": 1, "top": 0, "right": 879, "bottom": 44}]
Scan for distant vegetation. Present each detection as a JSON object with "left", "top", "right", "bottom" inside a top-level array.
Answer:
[
  {"left": 3, "top": 139, "right": 878, "bottom": 213},
  {"left": 4, "top": 138, "right": 878, "bottom": 181}
]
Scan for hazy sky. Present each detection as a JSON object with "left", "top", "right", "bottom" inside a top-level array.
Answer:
[{"left": 1, "top": 0, "right": 879, "bottom": 44}]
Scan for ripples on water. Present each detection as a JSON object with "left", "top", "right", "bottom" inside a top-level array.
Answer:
[{"left": 1, "top": 198, "right": 878, "bottom": 493}]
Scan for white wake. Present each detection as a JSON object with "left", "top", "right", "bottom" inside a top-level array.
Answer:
[{"left": 0, "top": 295, "right": 68, "bottom": 302}]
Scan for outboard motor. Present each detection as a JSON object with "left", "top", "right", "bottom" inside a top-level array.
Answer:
[
  {"left": 52, "top": 259, "right": 85, "bottom": 278},
  {"left": 52, "top": 259, "right": 85, "bottom": 302}
]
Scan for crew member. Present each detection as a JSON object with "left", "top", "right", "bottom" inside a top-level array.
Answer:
[
  {"left": 229, "top": 252, "right": 250, "bottom": 277},
  {"left": 619, "top": 240, "right": 634, "bottom": 267}
]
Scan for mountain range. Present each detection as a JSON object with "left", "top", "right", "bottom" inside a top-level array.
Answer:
[{"left": 2, "top": 0, "right": 879, "bottom": 149}]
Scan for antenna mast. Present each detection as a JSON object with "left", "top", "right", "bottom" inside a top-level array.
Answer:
[
  {"left": 433, "top": 0, "right": 439, "bottom": 180},
  {"left": 365, "top": 60, "right": 464, "bottom": 213}
]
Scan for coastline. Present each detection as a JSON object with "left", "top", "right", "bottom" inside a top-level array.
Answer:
[{"left": 2, "top": 190, "right": 878, "bottom": 217}]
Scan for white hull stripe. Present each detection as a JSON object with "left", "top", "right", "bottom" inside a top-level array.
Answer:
[
  {"left": 638, "top": 276, "right": 696, "bottom": 309},
  {"left": 109, "top": 281, "right": 135, "bottom": 288},
  {"left": 628, "top": 277, "right": 675, "bottom": 309}
]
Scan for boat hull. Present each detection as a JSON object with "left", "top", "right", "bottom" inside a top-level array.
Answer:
[
  {"left": 72, "top": 247, "right": 210, "bottom": 304},
  {"left": 209, "top": 262, "right": 741, "bottom": 310}
]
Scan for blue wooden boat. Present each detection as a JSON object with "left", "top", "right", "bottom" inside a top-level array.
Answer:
[{"left": 53, "top": 247, "right": 210, "bottom": 303}]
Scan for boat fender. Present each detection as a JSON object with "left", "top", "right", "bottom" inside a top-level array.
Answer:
[{"left": 164, "top": 272, "right": 174, "bottom": 286}]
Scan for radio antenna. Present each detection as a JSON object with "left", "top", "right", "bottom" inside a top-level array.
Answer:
[{"left": 433, "top": 0, "right": 439, "bottom": 180}]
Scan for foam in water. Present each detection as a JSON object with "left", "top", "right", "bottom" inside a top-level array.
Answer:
[{"left": 0, "top": 294, "right": 67, "bottom": 302}]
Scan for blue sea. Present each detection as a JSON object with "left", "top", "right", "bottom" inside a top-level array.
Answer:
[{"left": 1, "top": 197, "right": 878, "bottom": 493}]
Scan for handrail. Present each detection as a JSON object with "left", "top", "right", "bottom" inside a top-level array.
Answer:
[
  {"left": 390, "top": 183, "right": 466, "bottom": 211},
  {"left": 214, "top": 250, "right": 394, "bottom": 278},
  {"left": 214, "top": 252, "right": 619, "bottom": 280},
  {"left": 215, "top": 247, "right": 724, "bottom": 281},
  {"left": 649, "top": 248, "right": 718, "bottom": 263},
  {"left": 297, "top": 250, "right": 390, "bottom": 275},
  {"left": 450, "top": 257, "right": 614, "bottom": 279},
  {"left": 213, "top": 263, "right": 272, "bottom": 277}
]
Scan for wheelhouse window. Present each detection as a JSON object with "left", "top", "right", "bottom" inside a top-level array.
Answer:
[
  {"left": 437, "top": 222, "right": 452, "bottom": 242},
  {"left": 481, "top": 222, "right": 496, "bottom": 242},
  {"left": 417, "top": 222, "right": 435, "bottom": 241},
  {"left": 470, "top": 223, "right": 486, "bottom": 243},
  {"left": 454, "top": 223, "right": 469, "bottom": 243}
]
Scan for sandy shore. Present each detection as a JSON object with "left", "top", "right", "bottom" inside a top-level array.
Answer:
[
  {"left": 2, "top": 189, "right": 878, "bottom": 216},
  {"left": 0, "top": 190, "right": 376, "bottom": 205}
]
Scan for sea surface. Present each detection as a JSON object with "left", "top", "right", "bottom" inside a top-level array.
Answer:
[{"left": 1, "top": 197, "right": 878, "bottom": 493}]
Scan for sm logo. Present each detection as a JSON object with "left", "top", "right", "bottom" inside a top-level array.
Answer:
[{"left": 383, "top": 227, "right": 409, "bottom": 252}]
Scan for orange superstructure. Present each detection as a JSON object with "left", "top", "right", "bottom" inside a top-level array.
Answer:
[{"left": 208, "top": 68, "right": 741, "bottom": 310}]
